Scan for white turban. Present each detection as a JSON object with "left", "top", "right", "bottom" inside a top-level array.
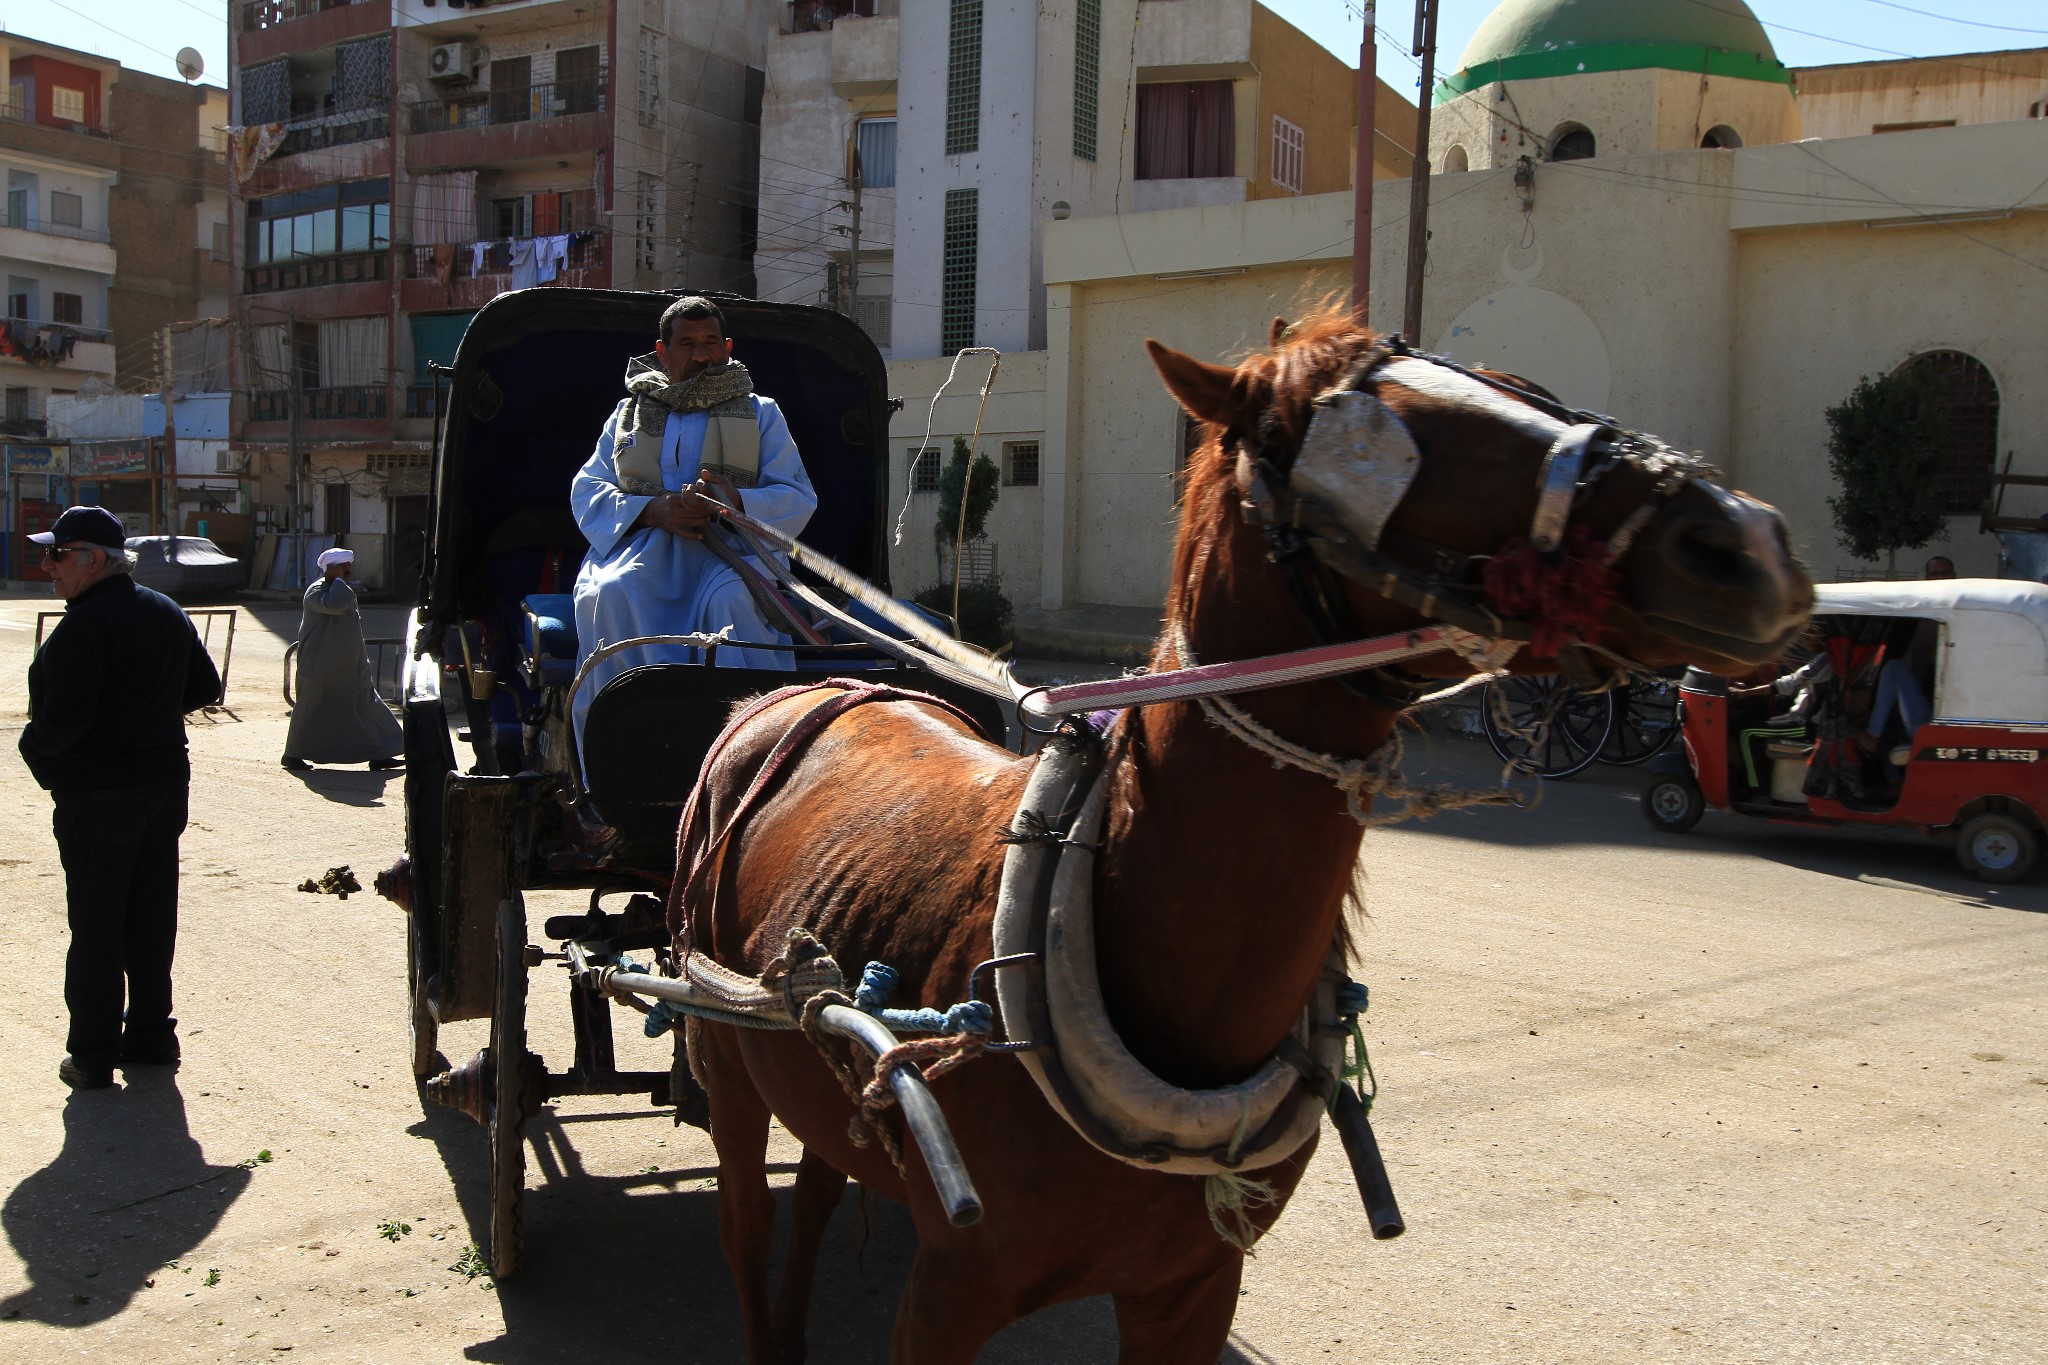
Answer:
[{"left": 317, "top": 548, "right": 355, "bottom": 568}]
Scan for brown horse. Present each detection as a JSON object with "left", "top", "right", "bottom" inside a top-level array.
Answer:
[{"left": 683, "top": 312, "right": 1812, "bottom": 1363}]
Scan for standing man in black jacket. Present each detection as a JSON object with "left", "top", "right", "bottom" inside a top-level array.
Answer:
[{"left": 18, "top": 507, "right": 223, "bottom": 1090}]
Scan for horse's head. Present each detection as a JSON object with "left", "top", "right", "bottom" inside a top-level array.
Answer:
[{"left": 1148, "top": 311, "right": 1812, "bottom": 680}]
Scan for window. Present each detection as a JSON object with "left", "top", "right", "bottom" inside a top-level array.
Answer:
[
  {"left": 6, "top": 280, "right": 32, "bottom": 321},
  {"left": 855, "top": 118, "right": 897, "bottom": 189},
  {"left": 5, "top": 387, "right": 32, "bottom": 423},
  {"left": 5, "top": 187, "right": 28, "bottom": 229},
  {"left": 1902, "top": 351, "right": 2000, "bottom": 515},
  {"left": 325, "top": 482, "right": 351, "bottom": 535},
  {"left": 946, "top": 0, "right": 982, "bottom": 155},
  {"left": 1442, "top": 144, "right": 1470, "bottom": 173},
  {"left": 910, "top": 445, "right": 942, "bottom": 493},
  {"left": 49, "top": 191, "right": 82, "bottom": 228},
  {"left": 941, "top": 188, "right": 977, "bottom": 354},
  {"left": 246, "top": 179, "right": 390, "bottom": 263},
  {"left": 638, "top": 27, "right": 663, "bottom": 128},
  {"left": 1074, "top": 0, "right": 1101, "bottom": 161},
  {"left": 634, "top": 172, "right": 661, "bottom": 273},
  {"left": 52, "top": 293, "right": 82, "bottom": 325},
  {"left": 491, "top": 197, "right": 527, "bottom": 239},
  {"left": 1700, "top": 124, "right": 1743, "bottom": 149},
  {"left": 1548, "top": 123, "right": 1595, "bottom": 161},
  {"left": 1136, "top": 82, "right": 1235, "bottom": 179},
  {"left": 490, "top": 56, "right": 533, "bottom": 125},
  {"left": 1271, "top": 115, "right": 1304, "bottom": 193},
  {"left": 556, "top": 45, "right": 601, "bottom": 116},
  {"left": 51, "top": 87, "right": 85, "bottom": 123},
  {"left": 1003, "top": 441, "right": 1039, "bottom": 488}
]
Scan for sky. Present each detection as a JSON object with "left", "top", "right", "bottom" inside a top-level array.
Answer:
[{"left": 9, "top": 0, "right": 2048, "bottom": 100}]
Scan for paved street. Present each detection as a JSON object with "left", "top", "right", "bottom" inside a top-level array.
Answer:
[{"left": 0, "top": 589, "right": 2043, "bottom": 1363}]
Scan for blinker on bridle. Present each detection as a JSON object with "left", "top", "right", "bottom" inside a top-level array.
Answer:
[{"left": 1226, "top": 337, "right": 1713, "bottom": 701}]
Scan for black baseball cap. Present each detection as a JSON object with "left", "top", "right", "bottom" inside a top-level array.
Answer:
[{"left": 29, "top": 506, "right": 126, "bottom": 550}]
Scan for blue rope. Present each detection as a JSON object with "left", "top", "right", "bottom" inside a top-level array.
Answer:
[{"left": 856, "top": 961, "right": 993, "bottom": 1037}]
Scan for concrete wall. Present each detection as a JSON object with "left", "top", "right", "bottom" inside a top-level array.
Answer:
[
  {"left": 1796, "top": 49, "right": 2048, "bottom": 140},
  {"left": 1247, "top": 2, "right": 1357, "bottom": 198},
  {"left": 1431, "top": 68, "right": 1798, "bottom": 170}
]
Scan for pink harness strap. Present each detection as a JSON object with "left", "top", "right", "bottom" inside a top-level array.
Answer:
[{"left": 667, "top": 677, "right": 985, "bottom": 948}]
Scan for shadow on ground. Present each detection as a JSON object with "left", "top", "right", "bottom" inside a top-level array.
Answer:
[
  {"left": 411, "top": 1080, "right": 1260, "bottom": 1363},
  {"left": 0, "top": 1070, "right": 253, "bottom": 1326}
]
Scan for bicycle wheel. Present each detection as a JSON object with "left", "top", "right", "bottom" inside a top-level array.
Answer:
[
  {"left": 1481, "top": 677, "right": 1616, "bottom": 779},
  {"left": 1600, "top": 675, "right": 1681, "bottom": 767}
]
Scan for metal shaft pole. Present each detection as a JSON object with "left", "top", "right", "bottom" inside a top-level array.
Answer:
[
  {"left": 1401, "top": 0, "right": 1440, "bottom": 344},
  {"left": 1351, "top": 0, "right": 1377, "bottom": 319}
]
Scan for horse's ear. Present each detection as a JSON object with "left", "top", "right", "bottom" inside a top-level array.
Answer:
[
  {"left": 1269, "top": 316, "right": 1289, "bottom": 348},
  {"left": 1146, "top": 339, "right": 1240, "bottom": 428}
]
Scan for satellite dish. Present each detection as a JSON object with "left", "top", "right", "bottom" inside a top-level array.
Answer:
[{"left": 175, "top": 47, "right": 205, "bottom": 83}]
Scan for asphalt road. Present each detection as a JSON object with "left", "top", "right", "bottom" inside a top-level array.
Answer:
[{"left": 0, "top": 589, "right": 2041, "bottom": 1363}]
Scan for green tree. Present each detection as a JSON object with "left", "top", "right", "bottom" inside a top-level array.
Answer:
[
  {"left": 1825, "top": 365, "right": 1948, "bottom": 575},
  {"left": 934, "top": 434, "right": 1000, "bottom": 551}
]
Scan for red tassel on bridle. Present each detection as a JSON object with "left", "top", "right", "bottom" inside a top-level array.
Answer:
[{"left": 1482, "top": 524, "right": 1618, "bottom": 660}]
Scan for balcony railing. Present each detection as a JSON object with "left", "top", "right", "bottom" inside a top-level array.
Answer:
[
  {"left": 0, "top": 96, "right": 110, "bottom": 139},
  {"left": 240, "top": 0, "right": 373, "bottom": 32},
  {"left": 1, "top": 211, "right": 112, "bottom": 245},
  {"left": 405, "top": 229, "right": 605, "bottom": 283},
  {"left": 275, "top": 108, "right": 390, "bottom": 157},
  {"left": 404, "top": 384, "right": 441, "bottom": 419},
  {"left": 408, "top": 74, "right": 606, "bottom": 134},
  {"left": 250, "top": 385, "right": 389, "bottom": 422},
  {"left": 243, "top": 248, "right": 387, "bottom": 295},
  {"left": 0, "top": 321, "right": 111, "bottom": 365}
]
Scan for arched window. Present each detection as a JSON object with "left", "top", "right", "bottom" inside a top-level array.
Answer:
[
  {"left": 1548, "top": 123, "right": 1594, "bottom": 161},
  {"left": 1901, "top": 350, "right": 2000, "bottom": 514},
  {"left": 1441, "top": 143, "right": 1469, "bottom": 173},
  {"left": 1701, "top": 124, "right": 1743, "bottom": 149}
]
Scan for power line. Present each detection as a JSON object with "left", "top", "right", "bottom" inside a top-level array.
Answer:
[{"left": 1856, "top": 0, "right": 2048, "bottom": 35}]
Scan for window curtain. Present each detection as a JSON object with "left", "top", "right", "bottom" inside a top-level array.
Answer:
[
  {"left": 1136, "top": 81, "right": 1234, "bottom": 179},
  {"left": 410, "top": 171, "right": 477, "bottom": 245},
  {"left": 317, "top": 317, "right": 386, "bottom": 390},
  {"left": 240, "top": 59, "right": 289, "bottom": 126},
  {"left": 245, "top": 323, "right": 289, "bottom": 391},
  {"left": 334, "top": 35, "right": 391, "bottom": 113}
]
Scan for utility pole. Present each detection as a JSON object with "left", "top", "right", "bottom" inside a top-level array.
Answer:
[
  {"left": 1401, "top": 0, "right": 1440, "bottom": 344},
  {"left": 1351, "top": 0, "right": 1377, "bottom": 318},
  {"left": 845, "top": 150, "right": 863, "bottom": 320},
  {"left": 158, "top": 322, "right": 177, "bottom": 541},
  {"left": 288, "top": 311, "right": 305, "bottom": 589}
]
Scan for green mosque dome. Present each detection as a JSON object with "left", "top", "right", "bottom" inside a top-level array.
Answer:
[{"left": 1436, "top": 0, "right": 1792, "bottom": 104}]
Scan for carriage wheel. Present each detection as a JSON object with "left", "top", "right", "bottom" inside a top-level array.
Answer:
[
  {"left": 406, "top": 913, "right": 439, "bottom": 1078},
  {"left": 1600, "top": 676, "right": 1681, "bottom": 767},
  {"left": 487, "top": 893, "right": 532, "bottom": 1280},
  {"left": 1481, "top": 677, "right": 1616, "bottom": 779}
]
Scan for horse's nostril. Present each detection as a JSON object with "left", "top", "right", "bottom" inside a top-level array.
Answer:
[{"left": 1668, "top": 517, "right": 1752, "bottom": 585}]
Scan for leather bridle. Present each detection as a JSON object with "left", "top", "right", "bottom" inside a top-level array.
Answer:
[{"left": 1225, "top": 337, "right": 1716, "bottom": 704}]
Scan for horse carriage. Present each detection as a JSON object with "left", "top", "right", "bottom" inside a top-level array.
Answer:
[
  {"left": 392, "top": 290, "right": 1813, "bottom": 1361},
  {"left": 394, "top": 289, "right": 1006, "bottom": 1276}
]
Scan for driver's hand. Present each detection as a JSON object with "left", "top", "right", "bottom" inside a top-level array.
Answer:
[{"left": 637, "top": 494, "right": 704, "bottom": 540}]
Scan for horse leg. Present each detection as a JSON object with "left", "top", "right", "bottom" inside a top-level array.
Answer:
[
  {"left": 1110, "top": 1254, "right": 1245, "bottom": 1365},
  {"left": 702, "top": 1034, "right": 780, "bottom": 1363},
  {"left": 767, "top": 1150, "right": 849, "bottom": 1365},
  {"left": 889, "top": 1242, "right": 1020, "bottom": 1365}
]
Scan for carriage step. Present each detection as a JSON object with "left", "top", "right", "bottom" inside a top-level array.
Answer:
[{"left": 542, "top": 910, "right": 668, "bottom": 949}]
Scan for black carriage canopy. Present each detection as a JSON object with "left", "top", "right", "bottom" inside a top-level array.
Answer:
[{"left": 419, "top": 289, "right": 896, "bottom": 624}]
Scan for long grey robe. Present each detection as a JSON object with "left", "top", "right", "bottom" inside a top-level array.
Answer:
[{"left": 284, "top": 576, "right": 403, "bottom": 763}]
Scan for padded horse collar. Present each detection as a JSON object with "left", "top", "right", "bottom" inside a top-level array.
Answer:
[{"left": 1228, "top": 337, "right": 1714, "bottom": 701}]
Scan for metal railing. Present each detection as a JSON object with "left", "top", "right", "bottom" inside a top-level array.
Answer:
[
  {"left": 250, "top": 385, "right": 390, "bottom": 422},
  {"left": 243, "top": 248, "right": 386, "bottom": 296},
  {"left": 404, "top": 384, "right": 441, "bottom": 419},
  {"left": 0, "top": 97, "right": 110, "bottom": 138},
  {"left": 286, "top": 636, "right": 402, "bottom": 708},
  {"left": 275, "top": 108, "right": 389, "bottom": 157},
  {"left": 0, "top": 212, "right": 112, "bottom": 244},
  {"left": 405, "top": 229, "right": 606, "bottom": 281},
  {"left": 240, "top": 0, "right": 372, "bottom": 32},
  {"left": 408, "top": 74, "right": 606, "bottom": 134}
]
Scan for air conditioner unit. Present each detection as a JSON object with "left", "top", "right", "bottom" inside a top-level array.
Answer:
[
  {"left": 428, "top": 44, "right": 481, "bottom": 85},
  {"left": 215, "top": 448, "right": 251, "bottom": 475}
]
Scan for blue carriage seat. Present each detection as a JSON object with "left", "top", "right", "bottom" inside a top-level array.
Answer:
[{"left": 520, "top": 593, "right": 579, "bottom": 688}]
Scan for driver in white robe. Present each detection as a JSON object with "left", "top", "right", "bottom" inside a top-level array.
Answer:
[{"left": 569, "top": 296, "right": 817, "bottom": 748}]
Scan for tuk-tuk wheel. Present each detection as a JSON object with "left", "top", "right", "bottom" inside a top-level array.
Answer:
[
  {"left": 1956, "top": 813, "right": 2038, "bottom": 884},
  {"left": 407, "top": 915, "right": 439, "bottom": 1078},
  {"left": 1641, "top": 772, "right": 1704, "bottom": 833}
]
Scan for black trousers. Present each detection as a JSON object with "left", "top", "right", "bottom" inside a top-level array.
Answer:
[{"left": 52, "top": 782, "right": 188, "bottom": 1071}]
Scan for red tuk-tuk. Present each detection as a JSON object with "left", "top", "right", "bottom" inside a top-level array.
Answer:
[{"left": 1641, "top": 580, "right": 2048, "bottom": 883}]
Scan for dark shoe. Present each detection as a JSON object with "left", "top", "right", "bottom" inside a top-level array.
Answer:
[
  {"left": 120, "top": 1035, "right": 181, "bottom": 1067},
  {"left": 282, "top": 757, "right": 311, "bottom": 772},
  {"left": 368, "top": 757, "right": 405, "bottom": 771},
  {"left": 59, "top": 1056, "right": 115, "bottom": 1090}
]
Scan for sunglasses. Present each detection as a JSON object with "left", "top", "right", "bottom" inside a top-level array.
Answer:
[{"left": 39, "top": 545, "right": 97, "bottom": 562}]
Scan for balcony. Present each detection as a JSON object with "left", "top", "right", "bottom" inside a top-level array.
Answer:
[
  {"left": 404, "top": 383, "right": 440, "bottom": 418},
  {"left": 0, "top": 95, "right": 110, "bottom": 139},
  {"left": 785, "top": 0, "right": 896, "bottom": 36},
  {"left": 244, "top": 248, "right": 387, "bottom": 296},
  {"left": 405, "top": 76, "right": 607, "bottom": 170},
  {"left": 0, "top": 325, "right": 115, "bottom": 377},
  {"left": 0, "top": 220, "right": 116, "bottom": 275},
  {"left": 241, "top": 0, "right": 376, "bottom": 32},
  {"left": 399, "top": 231, "right": 610, "bottom": 310},
  {"left": 277, "top": 108, "right": 390, "bottom": 157},
  {"left": 250, "top": 385, "right": 389, "bottom": 421},
  {"left": 1135, "top": 0, "right": 1257, "bottom": 81},
  {"left": 1130, "top": 177, "right": 1248, "bottom": 212}
]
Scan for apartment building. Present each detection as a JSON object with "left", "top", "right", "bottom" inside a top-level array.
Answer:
[
  {"left": 755, "top": 0, "right": 1411, "bottom": 360},
  {"left": 2, "top": 35, "right": 231, "bottom": 570},
  {"left": 229, "top": 0, "right": 771, "bottom": 590}
]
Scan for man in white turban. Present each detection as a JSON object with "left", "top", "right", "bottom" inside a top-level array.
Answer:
[{"left": 281, "top": 547, "right": 404, "bottom": 772}]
